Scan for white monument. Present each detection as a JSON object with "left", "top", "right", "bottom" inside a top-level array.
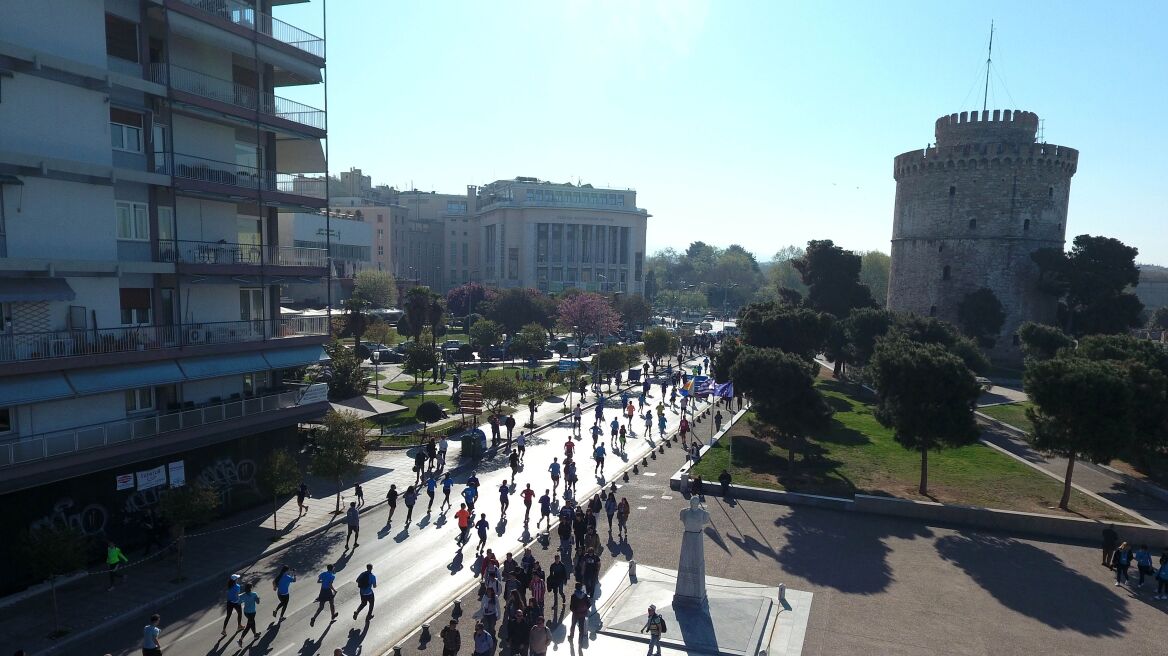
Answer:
[{"left": 674, "top": 495, "right": 711, "bottom": 606}]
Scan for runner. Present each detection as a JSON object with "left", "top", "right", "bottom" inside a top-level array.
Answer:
[
  {"left": 220, "top": 574, "right": 243, "bottom": 636},
  {"left": 669, "top": 387, "right": 677, "bottom": 408},
  {"left": 658, "top": 413, "right": 668, "bottom": 439},
  {"left": 353, "top": 564, "right": 377, "bottom": 621},
  {"left": 438, "top": 435, "right": 449, "bottom": 470},
  {"left": 679, "top": 417, "right": 690, "bottom": 448},
  {"left": 616, "top": 497, "right": 630, "bottom": 538},
  {"left": 344, "top": 501, "right": 360, "bottom": 549},
  {"left": 626, "top": 401, "right": 636, "bottom": 431},
  {"left": 593, "top": 444, "right": 606, "bottom": 476},
  {"left": 564, "top": 436, "right": 576, "bottom": 459},
  {"left": 106, "top": 541, "right": 129, "bottom": 591},
  {"left": 455, "top": 504, "right": 472, "bottom": 546},
  {"left": 618, "top": 426, "right": 627, "bottom": 454},
  {"left": 565, "top": 458, "right": 579, "bottom": 496},
  {"left": 462, "top": 483, "right": 478, "bottom": 513},
  {"left": 680, "top": 394, "right": 689, "bottom": 418},
  {"left": 296, "top": 482, "right": 309, "bottom": 516},
  {"left": 538, "top": 489, "right": 553, "bottom": 527},
  {"left": 499, "top": 480, "right": 511, "bottom": 516},
  {"left": 403, "top": 485, "right": 418, "bottom": 524},
  {"left": 643, "top": 411, "right": 653, "bottom": 439},
  {"left": 475, "top": 513, "right": 490, "bottom": 553},
  {"left": 141, "top": 614, "right": 162, "bottom": 656},
  {"left": 272, "top": 565, "right": 295, "bottom": 620},
  {"left": 237, "top": 582, "right": 260, "bottom": 646},
  {"left": 573, "top": 403, "right": 583, "bottom": 433},
  {"left": 441, "top": 473, "right": 454, "bottom": 509},
  {"left": 637, "top": 392, "right": 646, "bottom": 411},
  {"left": 609, "top": 417, "right": 620, "bottom": 449},
  {"left": 548, "top": 458, "right": 562, "bottom": 496},
  {"left": 509, "top": 449, "right": 521, "bottom": 479},
  {"left": 589, "top": 422, "right": 602, "bottom": 448},
  {"left": 385, "top": 484, "right": 398, "bottom": 525},
  {"left": 517, "top": 431, "right": 527, "bottom": 462},
  {"left": 310, "top": 564, "right": 338, "bottom": 625},
  {"left": 425, "top": 473, "right": 438, "bottom": 512},
  {"left": 521, "top": 483, "right": 536, "bottom": 521}
]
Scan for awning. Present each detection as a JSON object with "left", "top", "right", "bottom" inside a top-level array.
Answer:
[
  {"left": 0, "top": 174, "right": 23, "bottom": 185},
  {"left": 0, "top": 373, "right": 74, "bottom": 405},
  {"left": 0, "top": 278, "right": 75, "bottom": 303},
  {"left": 262, "top": 345, "right": 329, "bottom": 369},
  {"left": 329, "top": 395, "right": 407, "bottom": 419},
  {"left": 66, "top": 360, "right": 186, "bottom": 395},
  {"left": 177, "top": 352, "right": 270, "bottom": 380}
]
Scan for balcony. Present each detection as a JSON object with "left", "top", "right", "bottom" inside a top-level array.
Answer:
[
  {"left": 0, "top": 316, "right": 330, "bottom": 364},
  {"left": 0, "top": 385, "right": 325, "bottom": 469},
  {"left": 159, "top": 239, "right": 327, "bottom": 268},
  {"left": 148, "top": 64, "right": 326, "bottom": 133},
  {"left": 157, "top": 152, "right": 327, "bottom": 206},
  {"left": 177, "top": 0, "right": 325, "bottom": 59}
]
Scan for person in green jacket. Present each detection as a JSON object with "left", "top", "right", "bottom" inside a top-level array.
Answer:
[{"left": 106, "top": 541, "right": 129, "bottom": 591}]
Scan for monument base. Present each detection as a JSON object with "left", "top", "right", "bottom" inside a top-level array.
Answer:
[{"left": 586, "top": 562, "right": 813, "bottom": 656}]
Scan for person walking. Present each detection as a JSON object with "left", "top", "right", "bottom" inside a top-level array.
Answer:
[
  {"left": 573, "top": 403, "right": 583, "bottom": 433},
  {"left": 509, "top": 449, "right": 521, "bottom": 479},
  {"left": 1114, "top": 541, "right": 1133, "bottom": 586},
  {"left": 353, "top": 564, "right": 377, "bottom": 621},
  {"left": 220, "top": 574, "right": 243, "bottom": 635},
  {"left": 106, "top": 541, "right": 129, "bottom": 591},
  {"left": 507, "top": 608, "right": 531, "bottom": 655},
  {"left": 528, "top": 616, "right": 551, "bottom": 656},
  {"left": 476, "top": 513, "right": 490, "bottom": 553},
  {"left": 538, "top": 489, "right": 553, "bottom": 527},
  {"left": 272, "top": 565, "right": 295, "bottom": 620},
  {"left": 296, "top": 482, "right": 309, "bottom": 516},
  {"left": 472, "top": 622, "right": 495, "bottom": 656},
  {"left": 517, "top": 431, "right": 527, "bottom": 462},
  {"left": 548, "top": 554, "right": 568, "bottom": 610},
  {"left": 440, "top": 619, "right": 461, "bottom": 656},
  {"left": 678, "top": 417, "right": 690, "bottom": 448},
  {"left": 641, "top": 604, "right": 666, "bottom": 656},
  {"left": 549, "top": 458, "right": 561, "bottom": 496},
  {"left": 521, "top": 484, "right": 536, "bottom": 522},
  {"left": 455, "top": 503, "right": 472, "bottom": 546},
  {"left": 354, "top": 483, "right": 364, "bottom": 508},
  {"left": 581, "top": 547, "right": 601, "bottom": 599},
  {"left": 426, "top": 474, "right": 438, "bottom": 512},
  {"left": 480, "top": 590, "right": 499, "bottom": 634},
  {"left": 593, "top": 443, "right": 606, "bottom": 476},
  {"left": 438, "top": 435, "right": 450, "bottom": 470},
  {"left": 311, "top": 564, "right": 338, "bottom": 626},
  {"left": 403, "top": 485, "right": 418, "bottom": 524},
  {"left": 567, "top": 583, "right": 591, "bottom": 642},
  {"left": 489, "top": 415, "right": 501, "bottom": 447},
  {"left": 441, "top": 473, "right": 454, "bottom": 509},
  {"left": 719, "top": 469, "right": 733, "bottom": 498},
  {"left": 427, "top": 438, "right": 438, "bottom": 470},
  {"left": 1155, "top": 550, "right": 1168, "bottom": 600},
  {"left": 237, "top": 582, "right": 261, "bottom": 646},
  {"left": 141, "top": 613, "right": 163, "bottom": 656},
  {"left": 386, "top": 484, "right": 399, "bottom": 525},
  {"left": 604, "top": 494, "right": 617, "bottom": 533},
  {"left": 616, "top": 497, "right": 630, "bottom": 539},
  {"left": 344, "top": 502, "right": 360, "bottom": 548},
  {"left": 414, "top": 449, "right": 427, "bottom": 484},
  {"left": 499, "top": 480, "right": 512, "bottom": 516},
  {"left": 1135, "top": 544, "right": 1155, "bottom": 588},
  {"left": 714, "top": 410, "right": 723, "bottom": 433},
  {"left": 505, "top": 414, "right": 516, "bottom": 448}
]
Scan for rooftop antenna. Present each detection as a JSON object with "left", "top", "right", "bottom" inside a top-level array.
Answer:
[{"left": 982, "top": 20, "right": 994, "bottom": 113}]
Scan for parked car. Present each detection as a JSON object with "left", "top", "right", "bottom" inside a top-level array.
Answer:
[
  {"left": 373, "top": 347, "right": 403, "bottom": 364},
  {"left": 356, "top": 341, "right": 389, "bottom": 361},
  {"left": 442, "top": 339, "right": 462, "bottom": 350}
]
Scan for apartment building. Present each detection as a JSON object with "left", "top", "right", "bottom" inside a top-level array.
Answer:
[
  {"left": 277, "top": 209, "right": 373, "bottom": 305},
  {"left": 476, "top": 178, "right": 649, "bottom": 295},
  {"left": 395, "top": 189, "right": 478, "bottom": 292},
  {"left": 0, "top": 0, "right": 331, "bottom": 579}
]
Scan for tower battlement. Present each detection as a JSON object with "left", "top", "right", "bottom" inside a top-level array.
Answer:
[
  {"left": 893, "top": 141, "right": 1078, "bottom": 180},
  {"left": 935, "top": 109, "right": 1039, "bottom": 146}
]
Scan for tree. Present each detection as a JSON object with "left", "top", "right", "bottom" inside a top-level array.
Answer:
[
  {"left": 768, "top": 245, "right": 808, "bottom": 298},
  {"left": 1024, "top": 356, "right": 1135, "bottom": 509},
  {"left": 259, "top": 449, "right": 301, "bottom": 533},
  {"left": 737, "top": 301, "right": 833, "bottom": 361},
  {"left": 509, "top": 323, "right": 549, "bottom": 361},
  {"left": 20, "top": 524, "right": 86, "bottom": 634},
  {"left": 311, "top": 410, "right": 368, "bottom": 513},
  {"left": 615, "top": 294, "right": 652, "bottom": 328},
  {"left": 711, "top": 337, "right": 743, "bottom": 382},
  {"left": 323, "top": 340, "right": 369, "bottom": 400},
  {"left": 841, "top": 307, "right": 894, "bottom": 369},
  {"left": 557, "top": 292, "right": 622, "bottom": 346},
  {"left": 158, "top": 485, "right": 219, "bottom": 579},
  {"left": 891, "top": 315, "right": 989, "bottom": 374},
  {"left": 729, "top": 347, "right": 833, "bottom": 473},
  {"left": 859, "top": 251, "right": 891, "bottom": 307},
  {"left": 482, "top": 288, "right": 558, "bottom": 338},
  {"left": 642, "top": 326, "right": 674, "bottom": 366},
  {"left": 402, "top": 341, "right": 439, "bottom": 384},
  {"left": 792, "top": 240, "right": 875, "bottom": 319},
  {"left": 644, "top": 269, "right": 659, "bottom": 302},
  {"left": 364, "top": 319, "right": 395, "bottom": 347},
  {"left": 1017, "top": 322, "right": 1074, "bottom": 362},
  {"left": 1148, "top": 306, "right": 1168, "bottom": 330},
  {"left": 869, "top": 337, "right": 981, "bottom": 495},
  {"left": 957, "top": 287, "right": 1006, "bottom": 347},
  {"left": 1031, "top": 235, "right": 1144, "bottom": 336},
  {"left": 352, "top": 270, "right": 396, "bottom": 308},
  {"left": 594, "top": 346, "right": 628, "bottom": 385},
  {"left": 469, "top": 319, "right": 503, "bottom": 354},
  {"left": 402, "top": 287, "right": 433, "bottom": 341},
  {"left": 344, "top": 296, "right": 371, "bottom": 349},
  {"left": 1074, "top": 334, "right": 1168, "bottom": 465},
  {"left": 416, "top": 401, "right": 445, "bottom": 438},
  {"left": 481, "top": 375, "right": 520, "bottom": 414},
  {"left": 446, "top": 282, "right": 499, "bottom": 318},
  {"left": 426, "top": 294, "right": 446, "bottom": 349}
]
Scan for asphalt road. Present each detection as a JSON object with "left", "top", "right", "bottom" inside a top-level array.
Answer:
[{"left": 86, "top": 380, "right": 712, "bottom": 656}]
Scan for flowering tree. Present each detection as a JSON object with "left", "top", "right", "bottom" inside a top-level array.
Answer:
[
  {"left": 557, "top": 292, "right": 622, "bottom": 348},
  {"left": 446, "top": 283, "right": 499, "bottom": 317}
]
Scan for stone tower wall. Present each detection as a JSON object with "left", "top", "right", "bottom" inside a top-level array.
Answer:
[{"left": 887, "top": 109, "right": 1078, "bottom": 362}]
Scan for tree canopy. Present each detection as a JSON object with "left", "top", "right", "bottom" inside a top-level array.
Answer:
[
  {"left": 446, "top": 282, "right": 499, "bottom": 317},
  {"left": 352, "top": 270, "right": 396, "bottom": 308},
  {"left": 311, "top": 410, "right": 368, "bottom": 512},
  {"left": 481, "top": 375, "right": 520, "bottom": 414},
  {"left": 614, "top": 293, "right": 653, "bottom": 328},
  {"left": 957, "top": 287, "right": 1006, "bottom": 347},
  {"left": 509, "top": 323, "right": 550, "bottom": 361},
  {"left": 1017, "top": 322, "right": 1074, "bottom": 362},
  {"left": 1031, "top": 234, "right": 1144, "bottom": 336},
  {"left": 738, "top": 301, "right": 833, "bottom": 361},
  {"left": 469, "top": 319, "right": 503, "bottom": 353},
  {"left": 323, "top": 340, "right": 369, "bottom": 400},
  {"left": 482, "top": 288, "right": 557, "bottom": 337},
  {"left": 641, "top": 326, "right": 676, "bottom": 365},
  {"left": 557, "top": 292, "right": 621, "bottom": 341},
  {"left": 793, "top": 239, "right": 875, "bottom": 319}
]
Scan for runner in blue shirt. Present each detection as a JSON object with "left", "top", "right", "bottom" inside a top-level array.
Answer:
[
  {"left": 462, "top": 484, "right": 478, "bottom": 513},
  {"left": 658, "top": 413, "right": 668, "bottom": 438},
  {"left": 539, "top": 489, "right": 553, "bottom": 527},
  {"left": 609, "top": 418, "right": 620, "bottom": 449},
  {"left": 272, "top": 565, "right": 295, "bottom": 620},
  {"left": 590, "top": 423, "right": 603, "bottom": 448},
  {"left": 475, "top": 513, "right": 490, "bottom": 553},
  {"left": 221, "top": 574, "right": 243, "bottom": 636},
  {"left": 238, "top": 582, "right": 261, "bottom": 645},
  {"left": 426, "top": 474, "right": 438, "bottom": 512},
  {"left": 142, "top": 614, "right": 162, "bottom": 656},
  {"left": 548, "top": 458, "right": 562, "bottom": 496},
  {"left": 441, "top": 472, "right": 455, "bottom": 509},
  {"left": 593, "top": 444, "right": 606, "bottom": 476},
  {"left": 353, "top": 563, "right": 378, "bottom": 621},
  {"left": 311, "top": 564, "right": 338, "bottom": 625}
]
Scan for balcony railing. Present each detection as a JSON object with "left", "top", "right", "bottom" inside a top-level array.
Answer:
[
  {"left": 178, "top": 0, "right": 325, "bottom": 58},
  {"left": 159, "top": 239, "right": 327, "bottom": 268},
  {"left": 148, "top": 64, "right": 325, "bottom": 131},
  {"left": 0, "top": 385, "right": 326, "bottom": 468},
  {"left": 0, "top": 316, "right": 330, "bottom": 363},
  {"left": 157, "top": 153, "right": 326, "bottom": 200}
]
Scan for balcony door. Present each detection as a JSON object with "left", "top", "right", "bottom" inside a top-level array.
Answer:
[
  {"left": 239, "top": 288, "right": 265, "bottom": 339},
  {"left": 236, "top": 216, "right": 263, "bottom": 264}
]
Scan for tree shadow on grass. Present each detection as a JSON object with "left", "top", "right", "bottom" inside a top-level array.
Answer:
[
  {"left": 776, "top": 505, "right": 934, "bottom": 594},
  {"left": 731, "top": 435, "right": 855, "bottom": 498},
  {"left": 935, "top": 533, "right": 1130, "bottom": 635}
]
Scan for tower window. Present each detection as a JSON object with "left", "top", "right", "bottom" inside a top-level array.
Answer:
[
  {"left": 1057, "top": 223, "right": 1062, "bottom": 231},
  {"left": 938, "top": 244, "right": 944, "bottom": 253},
  {"left": 1049, "top": 186, "right": 1054, "bottom": 198},
  {"left": 1023, "top": 219, "right": 1030, "bottom": 231},
  {"left": 949, "top": 185, "right": 956, "bottom": 197},
  {"left": 942, "top": 265, "right": 951, "bottom": 281},
  {"left": 968, "top": 219, "right": 977, "bottom": 229},
  {"left": 929, "top": 306, "right": 937, "bottom": 317}
]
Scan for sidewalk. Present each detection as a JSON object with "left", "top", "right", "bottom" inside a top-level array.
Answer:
[{"left": 3, "top": 359, "right": 692, "bottom": 656}]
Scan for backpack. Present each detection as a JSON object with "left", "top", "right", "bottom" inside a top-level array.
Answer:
[
  {"left": 356, "top": 571, "right": 371, "bottom": 589},
  {"left": 656, "top": 615, "right": 667, "bottom": 634}
]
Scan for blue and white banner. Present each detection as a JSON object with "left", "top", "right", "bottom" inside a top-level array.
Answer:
[{"left": 714, "top": 381, "right": 734, "bottom": 398}]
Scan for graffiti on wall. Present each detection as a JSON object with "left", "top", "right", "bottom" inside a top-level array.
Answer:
[
  {"left": 30, "top": 498, "right": 109, "bottom": 536},
  {"left": 195, "top": 457, "right": 257, "bottom": 505}
]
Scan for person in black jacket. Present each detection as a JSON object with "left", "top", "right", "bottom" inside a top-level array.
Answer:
[
  {"left": 506, "top": 609, "right": 530, "bottom": 654},
  {"left": 567, "top": 583, "right": 591, "bottom": 642},
  {"left": 547, "top": 554, "right": 568, "bottom": 610},
  {"left": 439, "top": 619, "right": 460, "bottom": 656}
]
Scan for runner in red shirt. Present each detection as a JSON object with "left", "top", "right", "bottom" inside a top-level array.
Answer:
[
  {"left": 520, "top": 484, "right": 536, "bottom": 522},
  {"left": 564, "top": 439, "right": 575, "bottom": 459},
  {"left": 455, "top": 504, "right": 472, "bottom": 546}
]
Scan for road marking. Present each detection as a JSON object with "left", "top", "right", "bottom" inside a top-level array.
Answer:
[
  {"left": 641, "top": 495, "right": 655, "bottom": 499},
  {"left": 660, "top": 495, "right": 673, "bottom": 500},
  {"left": 643, "top": 472, "right": 657, "bottom": 477}
]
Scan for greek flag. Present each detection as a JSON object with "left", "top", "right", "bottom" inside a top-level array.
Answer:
[{"left": 693, "top": 376, "right": 713, "bottom": 397}]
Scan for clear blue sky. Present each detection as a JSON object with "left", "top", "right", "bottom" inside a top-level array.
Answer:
[{"left": 278, "top": 0, "right": 1168, "bottom": 264}]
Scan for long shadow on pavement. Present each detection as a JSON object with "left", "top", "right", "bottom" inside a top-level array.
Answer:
[{"left": 935, "top": 533, "right": 1130, "bottom": 636}]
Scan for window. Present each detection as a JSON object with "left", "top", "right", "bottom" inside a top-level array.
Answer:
[
  {"left": 446, "top": 201, "right": 467, "bottom": 215},
  {"left": 449, "top": 243, "right": 457, "bottom": 266},
  {"left": 508, "top": 247, "right": 519, "bottom": 279},
  {"left": 929, "top": 306, "right": 937, "bottom": 317},
  {"left": 634, "top": 252, "right": 643, "bottom": 282},
  {"left": 116, "top": 201, "right": 149, "bottom": 241},
  {"left": 938, "top": 243, "right": 944, "bottom": 253},
  {"left": 968, "top": 219, "right": 977, "bottom": 229},
  {"left": 125, "top": 387, "right": 155, "bottom": 413},
  {"left": 949, "top": 185, "right": 956, "bottom": 196},
  {"left": 0, "top": 407, "right": 11, "bottom": 434},
  {"left": 378, "top": 245, "right": 384, "bottom": 256},
  {"left": 110, "top": 108, "right": 143, "bottom": 153},
  {"left": 461, "top": 243, "right": 468, "bottom": 266},
  {"left": 120, "top": 288, "right": 152, "bottom": 325},
  {"left": 1023, "top": 219, "right": 1030, "bottom": 231},
  {"left": 105, "top": 14, "right": 139, "bottom": 62},
  {"left": 942, "top": 265, "right": 951, "bottom": 281},
  {"left": 1049, "top": 186, "right": 1054, "bottom": 198}
]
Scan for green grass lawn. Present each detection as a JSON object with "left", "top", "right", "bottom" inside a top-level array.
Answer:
[
  {"left": 978, "top": 402, "right": 1035, "bottom": 434},
  {"left": 381, "top": 380, "right": 448, "bottom": 392},
  {"left": 691, "top": 381, "right": 1130, "bottom": 521}
]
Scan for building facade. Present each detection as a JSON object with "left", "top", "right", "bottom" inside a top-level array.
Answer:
[
  {"left": 0, "top": 0, "right": 331, "bottom": 567},
  {"left": 476, "top": 178, "right": 650, "bottom": 295},
  {"left": 277, "top": 210, "right": 373, "bottom": 306},
  {"left": 887, "top": 109, "right": 1078, "bottom": 361}
]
